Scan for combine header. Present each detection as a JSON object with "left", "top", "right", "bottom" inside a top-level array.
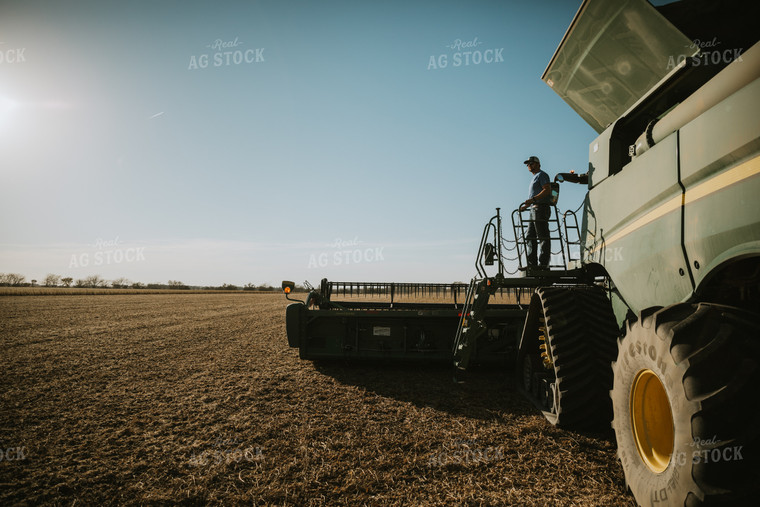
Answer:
[{"left": 283, "top": 0, "right": 760, "bottom": 504}]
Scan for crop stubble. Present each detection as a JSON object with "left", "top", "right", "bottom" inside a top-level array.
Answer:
[{"left": 0, "top": 294, "right": 634, "bottom": 505}]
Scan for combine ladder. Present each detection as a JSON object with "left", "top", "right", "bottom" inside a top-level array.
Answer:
[{"left": 452, "top": 278, "right": 494, "bottom": 370}]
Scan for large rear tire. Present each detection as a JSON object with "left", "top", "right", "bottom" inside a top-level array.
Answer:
[{"left": 611, "top": 303, "right": 760, "bottom": 506}]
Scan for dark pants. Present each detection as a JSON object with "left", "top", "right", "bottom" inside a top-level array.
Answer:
[{"left": 526, "top": 204, "right": 550, "bottom": 267}]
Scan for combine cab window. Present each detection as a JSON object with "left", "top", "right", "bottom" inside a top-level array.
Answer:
[{"left": 541, "top": 0, "right": 693, "bottom": 135}]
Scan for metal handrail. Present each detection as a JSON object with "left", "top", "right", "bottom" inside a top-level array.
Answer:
[
  {"left": 563, "top": 210, "right": 582, "bottom": 263},
  {"left": 511, "top": 205, "right": 568, "bottom": 270},
  {"left": 326, "top": 281, "right": 470, "bottom": 305},
  {"left": 452, "top": 277, "right": 479, "bottom": 358},
  {"left": 475, "top": 208, "right": 505, "bottom": 278}
]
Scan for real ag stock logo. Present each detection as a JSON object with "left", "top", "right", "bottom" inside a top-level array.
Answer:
[
  {"left": 427, "top": 37, "right": 504, "bottom": 70},
  {"left": 307, "top": 237, "right": 385, "bottom": 269},
  {"left": 0, "top": 42, "right": 26, "bottom": 64},
  {"left": 188, "top": 436, "right": 263, "bottom": 467},
  {"left": 671, "top": 435, "right": 745, "bottom": 466},
  {"left": 68, "top": 236, "right": 146, "bottom": 268},
  {"left": 0, "top": 441, "right": 26, "bottom": 462},
  {"left": 188, "top": 37, "right": 265, "bottom": 70},
  {"left": 427, "top": 439, "right": 504, "bottom": 468},
  {"left": 667, "top": 37, "right": 744, "bottom": 69}
]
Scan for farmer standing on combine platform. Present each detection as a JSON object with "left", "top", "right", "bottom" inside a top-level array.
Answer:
[{"left": 519, "top": 155, "right": 552, "bottom": 269}]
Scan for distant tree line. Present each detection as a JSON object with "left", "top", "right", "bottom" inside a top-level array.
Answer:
[
  {"left": 0, "top": 273, "right": 305, "bottom": 292},
  {"left": 0, "top": 273, "right": 28, "bottom": 286}
]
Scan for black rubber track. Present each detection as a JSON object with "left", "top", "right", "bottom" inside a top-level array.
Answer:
[{"left": 524, "top": 285, "right": 620, "bottom": 429}]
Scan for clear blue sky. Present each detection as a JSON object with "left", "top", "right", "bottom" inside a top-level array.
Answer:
[{"left": 1, "top": 0, "right": 610, "bottom": 286}]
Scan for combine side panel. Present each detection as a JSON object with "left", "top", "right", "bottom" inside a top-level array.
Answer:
[
  {"left": 679, "top": 48, "right": 760, "bottom": 290},
  {"left": 585, "top": 133, "right": 692, "bottom": 315}
]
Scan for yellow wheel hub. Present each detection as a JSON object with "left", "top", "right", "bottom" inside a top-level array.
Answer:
[{"left": 630, "top": 369, "right": 675, "bottom": 473}]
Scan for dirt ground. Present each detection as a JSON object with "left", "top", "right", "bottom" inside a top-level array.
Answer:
[{"left": 0, "top": 294, "right": 635, "bottom": 505}]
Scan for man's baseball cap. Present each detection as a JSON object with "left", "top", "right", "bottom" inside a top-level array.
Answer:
[{"left": 524, "top": 156, "right": 540, "bottom": 165}]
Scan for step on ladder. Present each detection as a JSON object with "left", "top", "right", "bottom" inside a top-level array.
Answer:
[{"left": 452, "top": 277, "right": 494, "bottom": 371}]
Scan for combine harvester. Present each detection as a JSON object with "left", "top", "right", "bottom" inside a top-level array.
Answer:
[{"left": 283, "top": 0, "right": 760, "bottom": 504}]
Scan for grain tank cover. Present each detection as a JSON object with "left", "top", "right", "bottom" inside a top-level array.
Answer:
[{"left": 542, "top": 0, "right": 695, "bottom": 133}]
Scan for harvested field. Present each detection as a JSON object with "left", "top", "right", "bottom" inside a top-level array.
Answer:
[
  {"left": 0, "top": 287, "right": 281, "bottom": 296},
  {"left": 0, "top": 294, "right": 635, "bottom": 505}
]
